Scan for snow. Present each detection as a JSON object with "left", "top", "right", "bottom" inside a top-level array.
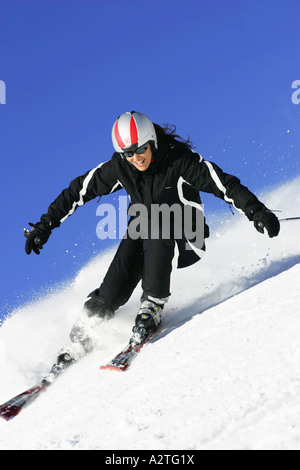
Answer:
[{"left": 0, "top": 176, "right": 300, "bottom": 450}]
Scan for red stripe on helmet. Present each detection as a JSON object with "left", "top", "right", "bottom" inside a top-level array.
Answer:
[
  {"left": 130, "top": 116, "right": 138, "bottom": 145},
  {"left": 114, "top": 121, "right": 125, "bottom": 149}
]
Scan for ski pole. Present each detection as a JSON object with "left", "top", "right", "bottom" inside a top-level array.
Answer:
[
  {"left": 257, "top": 216, "right": 300, "bottom": 231},
  {"left": 279, "top": 217, "right": 300, "bottom": 222}
]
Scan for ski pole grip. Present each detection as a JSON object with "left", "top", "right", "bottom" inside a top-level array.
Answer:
[{"left": 24, "top": 228, "right": 41, "bottom": 245}]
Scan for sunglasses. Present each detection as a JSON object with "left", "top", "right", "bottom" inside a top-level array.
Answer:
[{"left": 122, "top": 142, "right": 149, "bottom": 158}]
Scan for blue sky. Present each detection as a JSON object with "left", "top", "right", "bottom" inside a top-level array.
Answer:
[{"left": 1, "top": 0, "right": 300, "bottom": 320}]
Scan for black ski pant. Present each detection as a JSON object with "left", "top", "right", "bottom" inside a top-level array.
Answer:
[{"left": 84, "top": 236, "right": 176, "bottom": 318}]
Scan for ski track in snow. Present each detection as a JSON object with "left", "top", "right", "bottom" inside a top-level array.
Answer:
[{"left": 0, "top": 176, "right": 300, "bottom": 450}]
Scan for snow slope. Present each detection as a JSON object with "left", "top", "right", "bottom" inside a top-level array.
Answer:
[{"left": 0, "top": 177, "right": 300, "bottom": 450}]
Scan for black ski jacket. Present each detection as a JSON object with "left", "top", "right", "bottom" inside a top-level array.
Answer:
[{"left": 41, "top": 134, "right": 264, "bottom": 268}]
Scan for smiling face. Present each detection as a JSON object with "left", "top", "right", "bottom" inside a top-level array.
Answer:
[{"left": 125, "top": 142, "right": 152, "bottom": 172}]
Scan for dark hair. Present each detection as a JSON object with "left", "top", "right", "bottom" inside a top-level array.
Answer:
[{"left": 154, "top": 123, "right": 194, "bottom": 150}]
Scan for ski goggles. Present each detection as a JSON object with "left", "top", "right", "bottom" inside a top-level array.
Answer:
[{"left": 121, "top": 142, "right": 149, "bottom": 158}]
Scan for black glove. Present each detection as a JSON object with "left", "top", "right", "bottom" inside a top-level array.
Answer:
[
  {"left": 253, "top": 208, "right": 280, "bottom": 238},
  {"left": 24, "top": 221, "right": 52, "bottom": 255}
]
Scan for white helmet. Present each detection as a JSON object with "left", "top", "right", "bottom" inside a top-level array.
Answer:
[{"left": 112, "top": 111, "right": 158, "bottom": 153}]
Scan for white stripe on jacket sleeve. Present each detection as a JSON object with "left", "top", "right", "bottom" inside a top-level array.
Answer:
[
  {"left": 203, "top": 160, "right": 242, "bottom": 212},
  {"left": 60, "top": 162, "right": 107, "bottom": 223}
]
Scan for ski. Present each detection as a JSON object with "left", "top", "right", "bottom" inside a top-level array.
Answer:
[
  {"left": 0, "top": 357, "right": 71, "bottom": 421},
  {"left": 0, "top": 326, "right": 159, "bottom": 420},
  {"left": 0, "top": 382, "right": 49, "bottom": 421},
  {"left": 100, "top": 328, "right": 157, "bottom": 372}
]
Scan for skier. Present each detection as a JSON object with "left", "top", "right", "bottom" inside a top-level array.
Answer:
[{"left": 25, "top": 111, "right": 280, "bottom": 380}]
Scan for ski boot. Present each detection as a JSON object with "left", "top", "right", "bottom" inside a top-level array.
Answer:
[
  {"left": 130, "top": 297, "right": 167, "bottom": 345},
  {"left": 42, "top": 351, "right": 75, "bottom": 385},
  {"left": 69, "top": 306, "right": 113, "bottom": 354}
]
